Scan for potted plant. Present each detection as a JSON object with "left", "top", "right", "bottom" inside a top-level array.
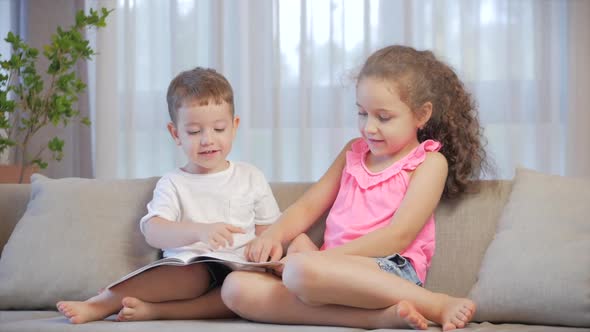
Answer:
[{"left": 0, "top": 7, "right": 111, "bottom": 183}]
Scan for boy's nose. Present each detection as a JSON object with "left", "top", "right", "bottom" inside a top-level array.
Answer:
[{"left": 200, "top": 130, "right": 212, "bottom": 145}]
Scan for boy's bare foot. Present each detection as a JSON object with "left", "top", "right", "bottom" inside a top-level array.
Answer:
[
  {"left": 116, "top": 297, "right": 158, "bottom": 321},
  {"left": 56, "top": 300, "right": 114, "bottom": 324},
  {"left": 436, "top": 295, "right": 476, "bottom": 331},
  {"left": 376, "top": 300, "right": 428, "bottom": 330}
]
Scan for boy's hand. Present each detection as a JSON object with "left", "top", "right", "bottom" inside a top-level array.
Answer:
[
  {"left": 245, "top": 233, "right": 283, "bottom": 263},
  {"left": 199, "top": 223, "right": 245, "bottom": 249}
]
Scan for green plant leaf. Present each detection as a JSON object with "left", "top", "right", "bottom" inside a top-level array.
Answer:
[
  {"left": 48, "top": 137, "right": 64, "bottom": 151},
  {"left": 31, "top": 158, "right": 48, "bottom": 169},
  {"left": 2, "top": 7, "right": 112, "bottom": 169}
]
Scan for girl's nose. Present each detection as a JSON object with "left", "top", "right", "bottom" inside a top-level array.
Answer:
[{"left": 364, "top": 118, "right": 378, "bottom": 134}]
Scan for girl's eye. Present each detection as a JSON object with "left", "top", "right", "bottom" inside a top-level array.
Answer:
[
  {"left": 379, "top": 115, "right": 391, "bottom": 121},
  {"left": 357, "top": 112, "right": 368, "bottom": 117}
]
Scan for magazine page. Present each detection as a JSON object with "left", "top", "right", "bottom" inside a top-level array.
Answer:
[
  {"left": 197, "top": 248, "right": 282, "bottom": 267},
  {"left": 106, "top": 246, "right": 281, "bottom": 289}
]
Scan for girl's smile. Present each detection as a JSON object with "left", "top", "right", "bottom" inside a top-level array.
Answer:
[{"left": 356, "top": 77, "right": 424, "bottom": 168}]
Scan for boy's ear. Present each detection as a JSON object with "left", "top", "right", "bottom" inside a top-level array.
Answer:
[
  {"left": 167, "top": 122, "right": 181, "bottom": 145},
  {"left": 232, "top": 116, "right": 240, "bottom": 137},
  {"left": 416, "top": 102, "right": 433, "bottom": 129}
]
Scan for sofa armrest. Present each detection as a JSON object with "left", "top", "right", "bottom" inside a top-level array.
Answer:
[{"left": 0, "top": 184, "right": 31, "bottom": 257}]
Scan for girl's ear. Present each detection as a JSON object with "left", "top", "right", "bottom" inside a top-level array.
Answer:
[
  {"left": 167, "top": 122, "right": 182, "bottom": 145},
  {"left": 416, "top": 102, "right": 433, "bottom": 129}
]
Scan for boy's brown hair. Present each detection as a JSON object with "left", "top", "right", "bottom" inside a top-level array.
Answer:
[{"left": 166, "top": 67, "right": 234, "bottom": 124}]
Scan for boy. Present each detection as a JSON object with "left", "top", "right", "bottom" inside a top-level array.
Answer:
[{"left": 57, "top": 67, "right": 281, "bottom": 323}]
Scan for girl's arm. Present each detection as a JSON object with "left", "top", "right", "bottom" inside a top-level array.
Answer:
[
  {"left": 245, "top": 139, "right": 355, "bottom": 262},
  {"left": 324, "top": 151, "right": 448, "bottom": 257},
  {"left": 255, "top": 224, "right": 270, "bottom": 236}
]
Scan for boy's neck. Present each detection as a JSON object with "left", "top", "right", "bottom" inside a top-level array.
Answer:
[{"left": 181, "top": 160, "right": 231, "bottom": 175}]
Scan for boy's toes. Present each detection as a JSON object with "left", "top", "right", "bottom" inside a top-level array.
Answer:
[
  {"left": 121, "top": 297, "right": 139, "bottom": 308},
  {"left": 443, "top": 322, "right": 457, "bottom": 331}
]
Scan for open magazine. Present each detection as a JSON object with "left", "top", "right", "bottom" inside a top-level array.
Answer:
[{"left": 106, "top": 246, "right": 282, "bottom": 289}]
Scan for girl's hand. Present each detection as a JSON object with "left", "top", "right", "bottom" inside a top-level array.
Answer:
[
  {"left": 198, "top": 223, "right": 245, "bottom": 249},
  {"left": 269, "top": 255, "right": 291, "bottom": 277},
  {"left": 245, "top": 232, "right": 283, "bottom": 263}
]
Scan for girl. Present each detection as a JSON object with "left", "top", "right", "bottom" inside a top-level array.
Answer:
[{"left": 220, "top": 45, "right": 487, "bottom": 331}]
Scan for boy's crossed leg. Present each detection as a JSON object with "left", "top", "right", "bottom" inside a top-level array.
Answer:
[
  {"left": 56, "top": 264, "right": 234, "bottom": 323},
  {"left": 117, "top": 287, "right": 231, "bottom": 321}
]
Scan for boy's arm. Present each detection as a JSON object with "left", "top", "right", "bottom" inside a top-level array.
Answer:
[
  {"left": 142, "top": 217, "right": 201, "bottom": 249},
  {"left": 324, "top": 152, "right": 448, "bottom": 257},
  {"left": 143, "top": 217, "right": 243, "bottom": 249}
]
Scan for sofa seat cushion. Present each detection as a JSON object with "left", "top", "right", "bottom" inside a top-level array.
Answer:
[
  {"left": 0, "top": 310, "right": 61, "bottom": 324},
  {"left": 0, "top": 315, "right": 588, "bottom": 332}
]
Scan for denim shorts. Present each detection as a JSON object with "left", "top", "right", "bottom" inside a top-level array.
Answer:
[{"left": 375, "top": 254, "right": 423, "bottom": 287}]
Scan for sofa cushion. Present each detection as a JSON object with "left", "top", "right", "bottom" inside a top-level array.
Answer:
[
  {"left": 469, "top": 168, "right": 590, "bottom": 327},
  {"left": 0, "top": 184, "right": 30, "bottom": 257},
  {"left": 426, "top": 180, "right": 512, "bottom": 296},
  {"left": 0, "top": 174, "right": 160, "bottom": 309}
]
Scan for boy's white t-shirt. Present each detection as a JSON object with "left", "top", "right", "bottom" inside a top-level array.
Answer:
[{"left": 140, "top": 161, "right": 281, "bottom": 258}]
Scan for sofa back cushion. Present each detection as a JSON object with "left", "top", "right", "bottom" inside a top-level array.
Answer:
[
  {"left": 469, "top": 168, "right": 590, "bottom": 326},
  {"left": 0, "top": 175, "right": 160, "bottom": 309},
  {"left": 0, "top": 177, "right": 510, "bottom": 310},
  {"left": 428, "top": 180, "right": 512, "bottom": 296},
  {"left": 0, "top": 184, "right": 30, "bottom": 257}
]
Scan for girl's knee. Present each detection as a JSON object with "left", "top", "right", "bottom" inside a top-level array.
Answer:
[
  {"left": 282, "top": 252, "right": 321, "bottom": 295},
  {"left": 222, "top": 272, "right": 284, "bottom": 319},
  {"left": 287, "top": 234, "right": 317, "bottom": 255},
  {"left": 220, "top": 272, "right": 252, "bottom": 311}
]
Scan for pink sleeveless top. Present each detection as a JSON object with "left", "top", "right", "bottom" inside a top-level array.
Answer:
[{"left": 321, "top": 139, "right": 442, "bottom": 283}]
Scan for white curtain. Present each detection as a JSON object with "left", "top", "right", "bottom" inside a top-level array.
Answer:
[{"left": 87, "top": 0, "right": 590, "bottom": 181}]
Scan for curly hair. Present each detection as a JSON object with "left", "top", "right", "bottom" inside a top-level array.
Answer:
[{"left": 358, "top": 45, "right": 488, "bottom": 199}]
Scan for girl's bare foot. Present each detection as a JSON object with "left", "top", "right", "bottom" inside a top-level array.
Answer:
[
  {"left": 436, "top": 295, "right": 476, "bottom": 331},
  {"left": 376, "top": 300, "right": 428, "bottom": 330},
  {"left": 56, "top": 300, "right": 115, "bottom": 324},
  {"left": 116, "top": 297, "right": 158, "bottom": 321}
]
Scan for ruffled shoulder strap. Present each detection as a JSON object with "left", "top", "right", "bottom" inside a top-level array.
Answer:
[
  {"left": 344, "top": 138, "right": 369, "bottom": 173},
  {"left": 344, "top": 139, "right": 442, "bottom": 189},
  {"left": 401, "top": 139, "right": 442, "bottom": 171}
]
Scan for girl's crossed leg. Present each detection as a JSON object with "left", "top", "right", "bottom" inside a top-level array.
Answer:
[
  {"left": 222, "top": 251, "right": 475, "bottom": 331},
  {"left": 56, "top": 264, "right": 235, "bottom": 324}
]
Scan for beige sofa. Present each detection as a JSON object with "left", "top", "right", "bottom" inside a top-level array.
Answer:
[{"left": 0, "top": 169, "right": 588, "bottom": 332}]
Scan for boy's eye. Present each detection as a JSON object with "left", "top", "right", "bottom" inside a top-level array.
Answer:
[
  {"left": 187, "top": 131, "right": 200, "bottom": 135},
  {"left": 214, "top": 128, "right": 226, "bottom": 132}
]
